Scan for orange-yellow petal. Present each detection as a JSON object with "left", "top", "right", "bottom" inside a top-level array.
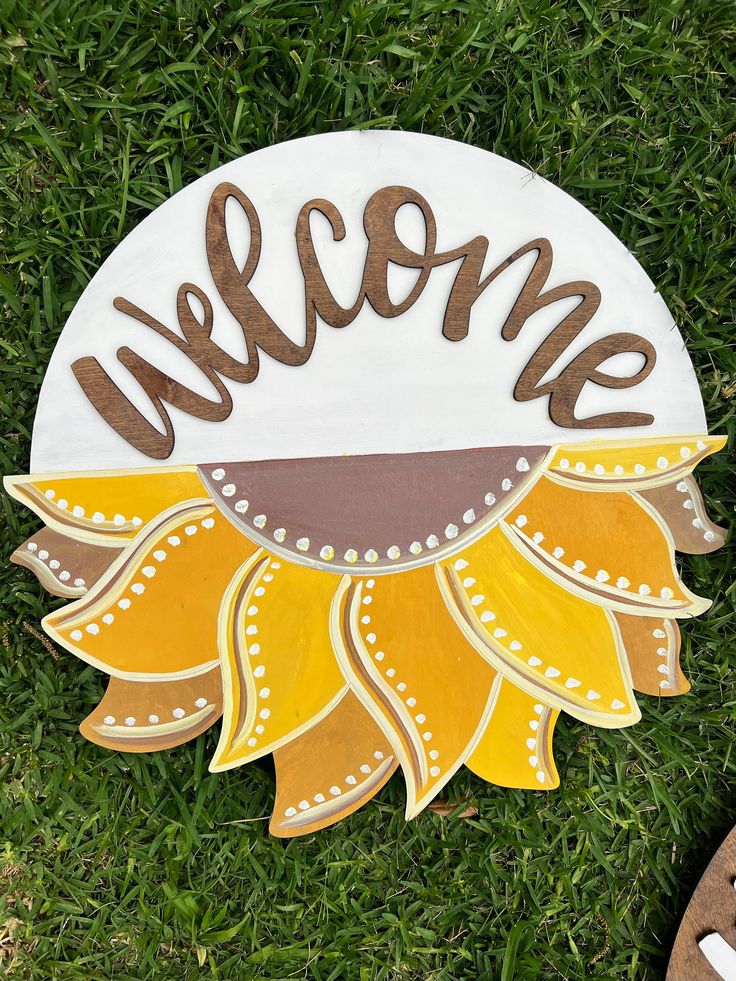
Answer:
[
  {"left": 43, "top": 501, "right": 255, "bottom": 679},
  {"left": 503, "top": 475, "right": 709, "bottom": 617},
  {"left": 270, "top": 691, "right": 398, "bottom": 837},
  {"left": 614, "top": 614, "right": 688, "bottom": 697},
  {"left": 4, "top": 467, "right": 209, "bottom": 545},
  {"left": 467, "top": 680, "right": 560, "bottom": 790},
  {"left": 80, "top": 667, "right": 222, "bottom": 751},
  {"left": 437, "top": 524, "right": 640, "bottom": 728},
  {"left": 331, "top": 565, "right": 498, "bottom": 819},
  {"left": 211, "top": 553, "right": 348, "bottom": 771},
  {"left": 546, "top": 435, "right": 725, "bottom": 490}
]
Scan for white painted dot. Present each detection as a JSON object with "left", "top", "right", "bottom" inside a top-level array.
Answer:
[
  {"left": 614, "top": 464, "right": 624, "bottom": 475},
  {"left": 462, "top": 577, "right": 476, "bottom": 588},
  {"left": 172, "top": 708, "right": 186, "bottom": 719},
  {"left": 515, "top": 514, "right": 528, "bottom": 528},
  {"left": 445, "top": 523, "right": 459, "bottom": 539},
  {"left": 44, "top": 489, "right": 55, "bottom": 499},
  {"left": 532, "top": 532, "right": 544, "bottom": 544},
  {"left": 103, "top": 715, "right": 115, "bottom": 725},
  {"left": 528, "top": 755, "right": 538, "bottom": 767},
  {"left": 656, "top": 456, "right": 668, "bottom": 470},
  {"left": 510, "top": 640, "right": 522, "bottom": 651},
  {"left": 253, "top": 514, "right": 266, "bottom": 529},
  {"left": 501, "top": 478, "right": 512, "bottom": 491},
  {"left": 552, "top": 546, "right": 565, "bottom": 559},
  {"left": 113, "top": 513, "right": 125, "bottom": 526},
  {"left": 586, "top": 690, "right": 601, "bottom": 701},
  {"left": 463, "top": 509, "right": 476, "bottom": 524},
  {"left": 167, "top": 536, "right": 181, "bottom": 547},
  {"left": 657, "top": 664, "right": 669, "bottom": 675},
  {"left": 59, "top": 571, "right": 71, "bottom": 582},
  {"left": 484, "top": 492, "right": 496, "bottom": 506},
  {"left": 405, "top": 696, "right": 415, "bottom": 707},
  {"left": 361, "top": 615, "right": 371, "bottom": 625},
  {"left": 536, "top": 772, "right": 546, "bottom": 784},
  {"left": 385, "top": 668, "right": 395, "bottom": 678},
  {"left": 248, "top": 643, "right": 260, "bottom": 655},
  {"left": 314, "top": 793, "right": 326, "bottom": 803},
  {"left": 142, "top": 566, "right": 156, "bottom": 578},
  {"left": 660, "top": 587, "right": 674, "bottom": 600},
  {"left": 360, "top": 764, "right": 371, "bottom": 774},
  {"left": 634, "top": 463, "right": 646, "bottom": 475},
  {"left": 148, "top": 714, "right": 159, "bottom": 724},
  {"left": 273, "top": 528, "right": 286, "bottom": 543},
  {"left": 704, "top": 530, "right": 716, "bottom": 543},
  {"left": 683, "top": 499, "right": 694, "bottom": 510},
  {"left": 616, "top": 577, "right": 630, "bottom": 590},
  {"left": 676, "top": 480, "right": 689, "bottom": 493},
  {"left": 365, "top": 579, "right": 375, "bottom": 589},
  {"left": 409, "top": 541, "right": 422, "bottom": 555},
  {"left": 184, "top": 525, "right": 197, "bottom": 536},
  {"left": 124, "top": 717, "right": 136, "bottom": 727},
  {"left": 296, "top": 537, "right": 310, "bottom": 551},
  {"left": 26, "top": 542, "right": 38, "bottom": 552},
  {"left": 660, "top": 681, "right": 671, "bottom": 689},
  {"left": 657, "top": 648, "right": 667, "bottom": 657},
  {"left": 426, "top": 535, "right": 439, "bottom": 549},
  {"left": 74, "top": 578, "right": 85, "bottom": 587},
  {"left": 572, "top": 560, "right": 586, "bottom": 573},
  {"left": 201, "top": 517, "right": 215, "bottom": 529},
  {"left": 234, "top": 499, "right": 249, "bottom": 514},
  {"left": 415, "top": 713, "right": 426, "bottom": 724},
  {"left": 574, "top": 462, "right": 586, "bottom": 473},
  {"left": 544, "top": 667, "right": 560, "bottom": 678},
  {"left": 493, "top": 627, "right": 507, "bottom": 638},
  {"left": 285, "top": 807, "right": 297, "bottom": 817},
  {"left": 85, "top": 623, "right": 99, "bottom": 635},
  {"left": 533, "top": 704, "right": 544, "bottom": 714},
  {"left": 253, "top": 665, "right": 266, "bottom": 678},
  {"left": 387, "top": 545, "right": 401, "bottom": 560},
  {"left": 692, "top": 517, "right": 704, "bottom": 529},
  {"left": 70, "top": 629, "right": 82, "bottom": 642},
  {"left": 245, "top": 625, "right": 258, "bottom": 635},
  {"left": 211, "top": 468, "right": 225, "bottom": 481},
  {"left": 422, "top": 732, "right": 433, "bottom": 742},
  {"left": 56, "top": 499, "right": 68, "bottom": 510},
  {"left": 374, "top": 751, "right": 384, "bottom": 761},
  {"left": 611, "top": 700, "right": 626, "bottom": 710},
  {"left": 343, "top": 547, "right": 358, "bottom": 562},
  {"left": 397, "top": 682, "right": 406, "bottom": 692},
  {"left": 346, "top": 775, "right": 357, "bottom": 785},
  {"left": 92, "top": 512, "right": 105, "bottom": 524},
  {"left": 222, "top": 483, "right": 236, "bottom": 497},
  {"left": 102, "top": 613, "right": 114, "bottom": 626},
  {"left": 430, "top": 766, "right": 441, "bottom": 777},
  {"left": 298, "top": 799, "right": 310, "bottom": 810},
  {"left": 259, "top": 708, "right": 271, "bottom": 719},
  {"left": 362, "top": 595, "right": 373, "bottom": 606},
  {"left": 529, "top": 720, "right": 539, "bottom": 731},
  {"left": 652, "top": 628, "right": 666, "bottom": 639},
  {"left": 255, "top": 725, "right": 264, "bottom": 734},
  {"left": 153, "top": 549, "right": 166, "bottom": 562},
  {"left": 38, "top": 550, "right": 49, "bottom": 561},
  {"left": 565, "top": 678, "right": 581, "bottom": 689},
  {"left": 364, "top": 549, "right": 378, "bottom": 563},
  {"left": 118, "top": 598, "right": 131, "bottom": 610},
  {"left": 247, "top": 737, "right": 257, "bottom": 747},
  {"left": 72, "top": 505, "right": 85, "bottom": 518},
  {"left": 480, "top": 610, "right": 495, "bottom": 623},
  {"left": 528, "top": 656, "right": 542, "bottom": 667},
  {"left": 259, "top": 688, "right": 271, "bottom": 699},
  {"left": 330, "top": 786, "right": 341, "bottom": 796},
  {"left": 595, "top": 570, "right": 610, "bottom": 583},
  {"left": 131, "top": 516, "right": 142, "bottom": 527},
  {"left": 454, "top": 559, "right": 469, "bottom": 571},
  {"left": 516, "top": 457, "right": 530, "bottom": 472},
  {"left": 593, "top": 464, "right": 605, "bottom": 475},
  {"left": 638, "top": 584, "right": 651, "bottom": 596},
  {"left": 366, "top": 632, "right": 377, "bottom": 644},
  {"left": 194, "top": 697, "right": 207, "bottom": 709},
  {"left": 254, "top": 586, "right": 265, "bottom": 597},
  {"left": 374, "top": 651, "right": 385, "bottom": 661},
  {"left": 526, "top": 737, "right": 536, "bottom": 750},
  {"left": 471, "top": 594, "right": 484, "bottom": 606},
  {"left": 558, "top": 458, "right": 569, "bottom": 470},
  {"left": 247, "top": 605, "right": 259, "bottom": 617},
  {"left": 697, "top": 440, "right": 707, "bottom": 451}
]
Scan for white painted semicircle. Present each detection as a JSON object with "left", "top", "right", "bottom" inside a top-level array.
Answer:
[{"left": 30, "top": 131, "right": 706, "bottom": 472}]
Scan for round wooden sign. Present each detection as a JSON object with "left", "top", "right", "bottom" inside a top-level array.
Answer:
[{"left": 4, "top": 132, "right": 726, "bottom": 836}]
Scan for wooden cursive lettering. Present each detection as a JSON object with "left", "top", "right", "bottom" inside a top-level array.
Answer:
[{"left": 72, "top": 182, "right": 657, "bottom": 458}]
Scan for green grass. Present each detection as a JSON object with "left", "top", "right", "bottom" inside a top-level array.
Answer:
[{"left": 0, "top": 0, "right": 734, "bottom": 978}]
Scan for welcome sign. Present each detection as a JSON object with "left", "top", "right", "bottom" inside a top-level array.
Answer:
[{"left": 5, "top": 132, "right": 725, "bottom": 836}]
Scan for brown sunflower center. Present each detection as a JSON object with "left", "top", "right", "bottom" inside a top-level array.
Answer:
[{"left": 198, "top": 445, "right": 550, "bottom": 573}]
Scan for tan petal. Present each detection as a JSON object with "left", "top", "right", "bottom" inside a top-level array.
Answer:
[
  {"left": 80, "top": 667, "right": 222, "bottom": 751},
  {"left": 11, "top": 528, "right": 123, "bottom": 598},
  {"left": 270, "top": 691, "right": 397, "bottom": 837},
  {"left": 331, "top": 565, "right": 498, "bottom": 819},
  {"left": 614, "top": 613, "right": 688, "bottom": 697},
  {"left": 639, "top": 476, "right": 726, "bottom": 555}
]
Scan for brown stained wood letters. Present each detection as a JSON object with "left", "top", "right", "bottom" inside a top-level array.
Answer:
[{"left": 72, "top": 184, "right": 657, "bottom": 459}]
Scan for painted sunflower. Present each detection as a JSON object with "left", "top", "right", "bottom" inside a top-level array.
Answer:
[{"left": 5, "top": 434, "right": 726, "bottom": 836}]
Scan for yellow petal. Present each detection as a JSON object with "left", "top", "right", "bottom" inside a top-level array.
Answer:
[
  {"left": 270, "top": 691, "right": 398, "bottom": 837},
  {"left": 437, "top": 524, "right": 640, "bottom": 728},
  {"left": 503, "top": 475, "right": 709, "bottom": 617},
  {"left": 331, "top": 565, "right": 498, "bottom": 819},
  {"left": 546, "top": 435, "right": 725, "bottom": 490},
  {"left": 80, "top": 667, "right": 222, "bottom": 751},
  {"left": 43, "top": 501, "right": 255, "bottom": 679},
  {"left": 614, "top": 613, "right": 688, "bottom": 697},
  {"left": 211, "top": 554, "right": 348, "bottom": 771},
  {"left": 467, "top": 680, "right": 559, "bottom": 790},
  {"left": 4, "top": 467, "right": 209, "bottom": 545}
]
